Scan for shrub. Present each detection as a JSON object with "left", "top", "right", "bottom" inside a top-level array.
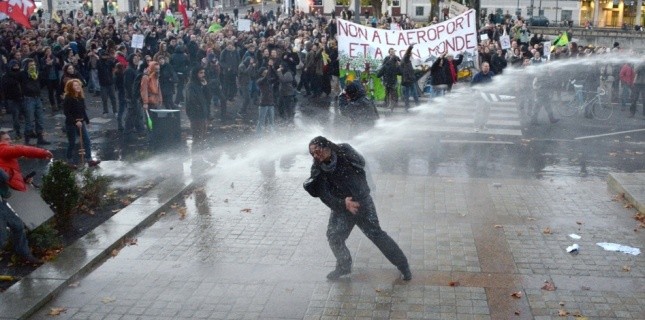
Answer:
[
  {"left": 79, "top": 168, "right": 111, "bottom": 210},
  {"left": 41, "top": 160, "right": 80, "bottom": 229},
  {"left": 28, "top": 222, "right": 62, "bottom": 252}
]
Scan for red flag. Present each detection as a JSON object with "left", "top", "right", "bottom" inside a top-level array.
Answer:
[
  {"left": 0, "top": 0, "right": 36, "bottom": 28},
  {"left": 178, "top": 0, "right": 189, "bottom": 28}
]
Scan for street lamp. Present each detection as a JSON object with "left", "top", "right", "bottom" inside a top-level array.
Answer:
[{"left": 516, "top": 0, "right": 521, "bottom": 18}]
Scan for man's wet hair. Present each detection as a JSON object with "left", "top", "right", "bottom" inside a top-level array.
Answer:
[{"left": 309, "top": 136, "right": 340, "bottom": 153}]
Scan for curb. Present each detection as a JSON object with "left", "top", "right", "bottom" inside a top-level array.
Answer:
[
  {"left": 0, "top": 167, "right": 195, "bottom": 320},
  {"left": 607, "top": 172, "right": 645, "bottom": 213}
]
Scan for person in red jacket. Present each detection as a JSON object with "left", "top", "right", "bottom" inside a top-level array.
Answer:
[
  {"left": 0, "top": 131, "right": 53, "bottom": 264},
  {"left": 619, "top": 63, "right": 635, "bottom": 111}
]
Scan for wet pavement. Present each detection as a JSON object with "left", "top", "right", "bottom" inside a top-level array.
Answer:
[
  {"left": 1, "top": 67, "right": 644, "bottom": 319},
  {"left": 14, "top": 155, "right": 645, "bottom": 319}
]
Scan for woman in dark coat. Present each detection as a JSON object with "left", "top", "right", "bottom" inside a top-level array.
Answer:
[
  {"left": 185, "top": 67, "right": 212, "bottom": 150},
  {"left": 62, "top": 79, "right": 99, "bottom": 167}
]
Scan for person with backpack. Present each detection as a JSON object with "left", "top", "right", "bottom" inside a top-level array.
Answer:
[{"left": 339, "top": 80, "right": 379, "bottom": 135}]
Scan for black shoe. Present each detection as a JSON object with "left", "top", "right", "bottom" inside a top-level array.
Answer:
[
  {"left": 87, "top": 160, "right": 101, "bottom": 167},
  {"left": 23, "top": 254, "right": 43, "bottom": 264},
  {"left": 401, "top": 267, "right": 412, "bottom": 281},
  {"left": 326, "top": 268, "right": 351, "bottom": 280},
  {"left": 37, "top": 136, "right": 51, "bottom": 145}
]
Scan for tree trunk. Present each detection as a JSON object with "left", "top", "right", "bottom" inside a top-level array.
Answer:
[{"left": 370, "top": 0, "right": 382, "bottom": 19}]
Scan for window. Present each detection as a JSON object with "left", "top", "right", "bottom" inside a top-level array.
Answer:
[
  {"left": 392, "top": 0, "right": 400, "bottom": 7},
  {"left": 336, "top": 0, "right": 349, "bottom": 5},
  {"left": 415, "top": 6, "right": 424, "bottom": 16},
  {"left": 561, "top": 10, "right": 572, "bottom": 22},
  {"left": 538, "top": 9, "right": 544, "bottom": 16},
  {"left": 313, "top": 0, "right": 322, "bottom": 5}
]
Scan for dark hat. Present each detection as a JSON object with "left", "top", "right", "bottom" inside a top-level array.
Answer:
[
  {"left": 98, "top": 48, "right": 107, "bottom": 56},
  {"left": 613, "top": 42, "right": 619, "bottom": 48},
  {"left": 7, "top": 59, "right": 19, "bottom": 69}
]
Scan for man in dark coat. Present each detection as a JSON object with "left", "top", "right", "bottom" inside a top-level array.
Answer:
[
  {"left": 377, "top": 48, "right": 401, "bottom": 110},
  {"left": 304, "top": 136, "right": 411, "bottom": 281},
  {"left": 96, "top": 49, "right": 117, "bottom": 116}
]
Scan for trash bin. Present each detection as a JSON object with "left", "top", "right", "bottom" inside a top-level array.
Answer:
[{"left": 149, "top": 109, "right": 181, "bottom": 151}]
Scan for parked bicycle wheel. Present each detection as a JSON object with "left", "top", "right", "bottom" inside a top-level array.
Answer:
[
  {"left": 557, "top": 99, "right": 579, "bottom": 117},
  {"left": 591, "top": 98, "right": 612, "bottom": 120}
]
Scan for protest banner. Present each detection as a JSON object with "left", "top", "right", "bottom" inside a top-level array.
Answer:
[{"left": 337, "top": 9, "right": 477, "bottom": 70}]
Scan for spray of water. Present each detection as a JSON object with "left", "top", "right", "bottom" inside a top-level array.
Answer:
[{"left": 101, "top": 53, "right": 643, "bottom": 186}]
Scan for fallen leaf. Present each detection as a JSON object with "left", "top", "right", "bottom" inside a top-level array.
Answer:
[
  {"left": 511, "top": 291, "right": 522, "bottom": 298},
  {"left": 68, "top": 281, "right": 80, "bottom": 288},
  {"left": 624, "top": 203, "right": 634, "bottom": 209},
  {"left": 576, "top": 221, "right": 583, "bottom": 225},
  {"left": 120, "top": 199, "right": 131, "bottom": 206},
  {"left": 48, "top": 307, "right": 67, "bottom": 316},
  {"left": 170, "top": 203, "right": 178, "bottom": 209},
  {"left": 514, "top": 311, "right": 520, "bottom": 315},
  {"left": 541, "top": 281, "right": 557, "bottom": 291},
  {"left": 223, "top": 199, "right": 229, "bottom": 203},
  {"left": 240, "top": 208, "right": 252, "bottom": 213},
  {"left": 609, "top": 152, "right": 617, "bottom": 157},
  {"left": 622, "top": 265, "right": 631, "bottom": 272},
  {"left": 572, "top": 310, "right": 584, "bottom": 317},
  {"left": 110, "top": 248, "right": 120, "bottom": 257},
  {"left": 158, "top": 211, "right": 166, "bottom": 217},
  {"left": 558, "top": 309, "right": 569, "bottom": 316},
  {"left": 101, "top": 297, "right": 115, "bottom": 304},
  {"left": 559, "top": 301, "right": 565, "bottom": 306},
  {"left": 543, "top": 227, "right": 552, "bottom": 234},
  {"left": 494, "top": 225, "right": 503, "bottom": 228},
  {"left": 449, "top": 281, "right": 460, "bottom": 287},
  {"left": 124, "top": 238, "right": 138, "bottom": 246},
  {"left": 178, "top": 207, "right": 187, "bottom": 220},
  {"left": 581, "top": 286, "right": 591, "bottom": 290},
  {"left": 612, "top": 193, "right": 625, "bottom": 201},
  {"left": 375, "top": 288, "right": 382, "bottom": 292},
  {"left": 527, "top": 217, "right": 536, "bottom": 221},
  {"left": 111, "top": 209, "right": 120, "bottom": 213}
]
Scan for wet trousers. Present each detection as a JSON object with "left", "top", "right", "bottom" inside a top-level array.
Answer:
[
  {"left": 326, "top": 198, "right": 408, "bottom": 272},
  {"left": 0, "top": 200, "right": 31, "bottom": 257},
  {"left": 65, "top": 123, "right": 92, "bottom": 162},
  {"left": 100, "top": 84, "right": 117, "bottom": 114},
  {"left": 631, "top": 84, "right": 645, "bottom": 116}
]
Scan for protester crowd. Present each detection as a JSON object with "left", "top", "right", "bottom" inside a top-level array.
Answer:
[{"left": 0, "top": 5, "right": 644, "bottom": 155}]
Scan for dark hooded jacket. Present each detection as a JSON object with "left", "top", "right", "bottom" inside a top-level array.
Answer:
[
  {"left": 339, "top": 80, "right": 379, "bottom": 125},
  {"left": 303, "top": 139, "right": 371, "bottom": 213},
  {"left": 185, "top": 68, "right": 212, "bottom": 121},
  {"left": 123, "top": 54, "right": 139, "bottom": 102},
  {"left": 1, "top": 60, "right": 23, "bottom": 101}
]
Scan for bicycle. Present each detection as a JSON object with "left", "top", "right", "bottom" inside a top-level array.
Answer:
[{"left": 557, "top": 83, "right": 612, "bottom": 120}]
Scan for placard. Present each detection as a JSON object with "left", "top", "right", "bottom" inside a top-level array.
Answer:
[
  {"left": 480, "top": 33, "right": 489, "bottom": 41},
  {"left": 543, "top": 41, "right": 551, "bottom": 58},
  {"left": 131, "top": 34, "right": 144, "bottom": 49},
  {"left": 500, "top": 34, "right": 511, "bottom": 49},
  {"left": 237, "top": 18, "right": 251, "bottom": 31}
]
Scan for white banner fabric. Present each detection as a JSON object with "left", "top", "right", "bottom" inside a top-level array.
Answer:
[{"left": 337, "top": 9, "right": 477, "bottom": 70}]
